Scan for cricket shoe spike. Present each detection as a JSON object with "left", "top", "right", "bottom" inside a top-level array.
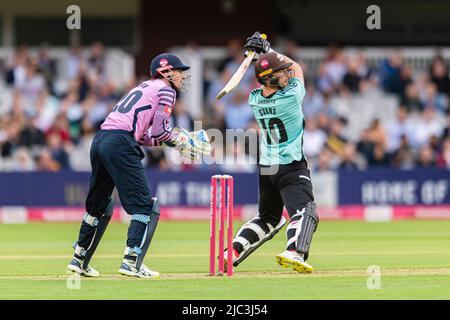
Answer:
[
  {"left": 275, "top": 250, "right": 313, "bottom": 274},
  {"left": 118, "top": 246, "right": 160, "bottom": 279},
  {"left": 67, "top": 256, "right": 100, "bottom": 277}
]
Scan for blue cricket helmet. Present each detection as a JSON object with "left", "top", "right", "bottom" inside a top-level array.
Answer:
[{"left": 150, "top": 53, "right": 190, "bottom": 78}]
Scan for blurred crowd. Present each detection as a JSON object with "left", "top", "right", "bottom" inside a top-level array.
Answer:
[
  {"left": 1, "top": 40, "right": 450, "bottom": 172},
  {"left": 0, "top": 42, "right": 128, "bottom": 171}
]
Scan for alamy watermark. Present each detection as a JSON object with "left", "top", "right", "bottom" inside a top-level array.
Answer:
[
  {"left": 366, "top": 265, "right": 381, "bottom": 290},
  {"left": 66, "top": 5, "right": 81, "bottom": 30},
  {"left": 366, "top": 5, "right": 381, "bottom": 30},
  {"left": 168, "top": 121, "right": 281, "bottom": 175},
  {"left": 66, "top": 273, "right": 81, "bottom": 290}
]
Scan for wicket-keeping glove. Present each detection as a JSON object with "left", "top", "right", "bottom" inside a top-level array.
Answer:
[
  {"left": 165, "top": 127, "right": 212, "bottom": 161},
  {"left": 190, "top": 129, "right": 212, "bottom": 155},
  {"left": 164, "top": 127, "right": 198, "bottom": 161}
]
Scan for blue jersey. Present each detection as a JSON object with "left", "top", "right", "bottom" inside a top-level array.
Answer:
[{"left": 249, "top": 77, "right": 307, "bottom": 166}]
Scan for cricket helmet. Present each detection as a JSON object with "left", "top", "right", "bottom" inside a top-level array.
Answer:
[
  {"left": 150, "top": 53, "right": 190, "bottom": 78},
  {"left": 255, "top": 52, "right": 293, "bottom": 86}
]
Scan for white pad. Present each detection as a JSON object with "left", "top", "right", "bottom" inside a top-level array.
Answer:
[{"left": 286, "top": 208, "right": 305, "bottom": 247}]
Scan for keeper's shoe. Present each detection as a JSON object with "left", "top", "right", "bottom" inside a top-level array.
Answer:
[
  {"left": 67, "top": 257, "right": 100, "bottom": 277},
  {"left": 276, "top": 250, "right": 313, "bottom": 274},
  {"left": 118, "top": 259, "right": 160, "bottom": 279}
]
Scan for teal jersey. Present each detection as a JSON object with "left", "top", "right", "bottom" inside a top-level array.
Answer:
[{"left": 249, "top": 77, "right": 307, "bottom": 166}]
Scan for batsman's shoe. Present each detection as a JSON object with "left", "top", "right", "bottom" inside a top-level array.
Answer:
[
  {"left": 118, "top": 259, "right": 160, "bottom": 279},
  {"left": 223, "top": 248, "right": 238, "bottom": 269},
  {"left": 276, "top": 250, "right": 313, "bottom": 274},
  {"left": 67, "top": 257, "right": 100, "bottom": 277}
]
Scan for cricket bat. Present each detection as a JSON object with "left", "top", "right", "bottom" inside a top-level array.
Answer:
[{"left": 216, "top": 34, "right": 267, "bottom": 100}]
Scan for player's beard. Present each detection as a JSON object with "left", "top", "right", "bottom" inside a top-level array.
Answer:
[{"left": 168, "top": 72, "right": 191, "bottom": 93}]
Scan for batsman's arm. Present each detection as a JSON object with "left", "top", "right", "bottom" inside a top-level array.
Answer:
[{"left": 270, "top": 50, "right": 305, "bottom": 85}]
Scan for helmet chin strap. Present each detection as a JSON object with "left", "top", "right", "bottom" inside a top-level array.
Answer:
[
  {"left": 263, "top": 74, "right": 284, "bottom": 88},
  {"left": 269, "top": 76, "right": 281, "bottom": 87}
]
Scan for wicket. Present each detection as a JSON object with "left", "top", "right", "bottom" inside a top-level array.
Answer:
[{"left": 210, "top": 175, "right": 234, "bottom": 276}]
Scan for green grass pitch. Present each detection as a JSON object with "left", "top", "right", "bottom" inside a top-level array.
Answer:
[{"left": 0, "top": 220, "right": 449, "bottom": 299}]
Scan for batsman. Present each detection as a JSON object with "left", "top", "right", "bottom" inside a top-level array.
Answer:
[{"left": 225, "top": 32, "right": 319, "bottom": 273}]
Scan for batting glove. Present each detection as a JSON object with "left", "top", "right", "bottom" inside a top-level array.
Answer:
[{"left": 244, "top": 32, "right": 271, "bottom": 57}]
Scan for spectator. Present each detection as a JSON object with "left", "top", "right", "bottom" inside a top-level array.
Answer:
[
  {"left": 17, "top": 116, "right": 46, "bottom": 148},
  {"left": 398, "top": 65, "right": 414, "bottom": 98},
  {"left": 366, "top": 118, "right": 387, "bottom": 149},
  {"left": 319, "top": 45, "right": 347, "bottom": 94},
  {"left": 338, "top": 143, "right": 365, "bottom": 170},
  {"left": 316, "top": 111, "right": 332, "bottom": 132},
  {"left": 415, "top": 144, "right": 436, "bottom": 168},
  {"left": 47, "top": 132, "right": 69, "bottom": 169},
  {"left": 16, "top": 57, "right": 47, "bottom": 109},
  {"left": 429, "top": 56, "right": 450, "bottom": 95},
  {"left": 145, "top": 147, "right": 168, "bottom": 170},
  {"left": 342, "top": 59, "right": 362, "bottom": 93},
  {"left": 390, "top": 135, "right": 416, "bottom": 169},
  {"left": 313, "top": 147, "right": 337, "bottom": 172},
  {"left": 87, "top": 42, "right": 106, "bottom": 78},
  {"left": 83, "top": 91, "right": 110, "bottom": 131},
  {"left": 367, "top": 143, "right": 390, "bottom": 167},
  {"left": 34, "top": 89, "right": 60, "bottom": 132},
  {"left": 37, "top": 44, "right": 57, "bottom": 92},
  {"left": 11, "top": 147, "right": 35, "bottom": 171},
  {"left": 412, "top": 107, "right": 444, "bottom": 148},
  {"left": 223, "top": 89, "right": 254, "bottom": 130},
  {"left": 170, "top": 99, "right": 194, "bottom": 132},
  {"left": 303, "top": 117, "right": 327, "bottom": 159},
  {"left": 316, "top": 92, "right": 338, "bottom": 119},
  {"left": 302, "top": 83, "right": 324, "bottom": 119},
  {"left": 0, "top": 112, "right": 23, "bottom": 157},
  {"left": 67, "top": 44, "right": 83, "bottom": 80},
  {"left": 379, "top": 52, "right": 404, "bottom": 95},
  {"left": 36, "top": 148, "right": 60, "bottom": 171},
  {"left": 401, "top": 83, "right": 424, "bottom": 113},
  {"left": 326, "top": 117, "right": 348, "bottom": 155},
  {"left": 420, "top": 82, "right": 448, "bottom": 114},
  {"left": 436, "top": 138, "right": 450, "bottom": 169},
  {"left": 440, "top": 112, "right": 450, "bottom": 141},
  {"left": 386, "top": 106, "right": 415, "bottom": 153},
  {"left": 46, "top": 113, "right": 72, "bottom": 144},
  {"left": 5, "top": 44, "right": 28, "bottom": 87}
]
